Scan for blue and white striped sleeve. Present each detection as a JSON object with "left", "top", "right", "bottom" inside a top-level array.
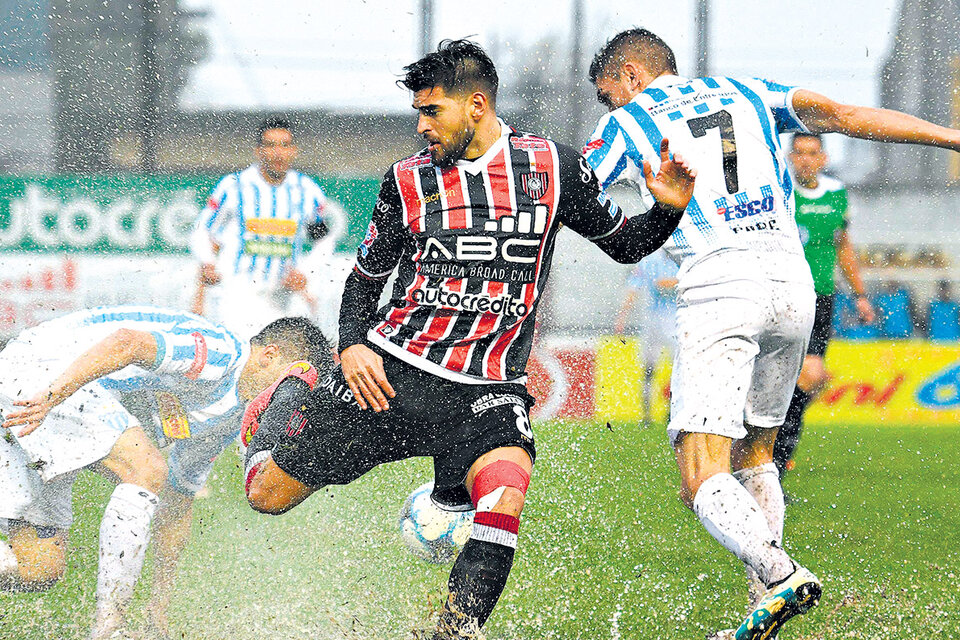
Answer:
[
  {"left": 749, "top": 78, "right": 810, "bottom": 134},
  {"left": 150, "top": 325, "right": 243, "bottom": 383},
  {"left": 191, "top": 174, "right": 238, "bottom": 263},
  {"left": 583, "top": 113, "right": 643, "bottom": 190},
  {"left": 300, "top": 176, "right": 327, "bottom": 225},
  {"left": 198, "top": 175, "right": 238, "bottom": 234}
]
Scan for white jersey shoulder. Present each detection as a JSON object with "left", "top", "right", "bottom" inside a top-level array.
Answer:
[
  {"left": 585, "top": 75, "right": 814, "bottom": 287},
  {"left": 18, "top": 306, "right": 248, "bottom": 432}
]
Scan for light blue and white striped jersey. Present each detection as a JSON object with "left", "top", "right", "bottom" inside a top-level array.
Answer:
[
  {"left": 19, "top": 305, "right": 248, "bottom": 438},
  {"left": 585, "top": 75, "right": 814, "bottom": 289},
  {"left": 191, "top": 164, "right": 328, "bottom": 287}
]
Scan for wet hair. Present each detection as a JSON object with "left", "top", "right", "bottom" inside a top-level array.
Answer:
[
  {"left": 400, "top": 39, "right": 498, "bottom": 105},
  {"left": 791, "top": 132, "right": 824, "bottom": 150},
  {"left": 589, "top": 28, "right": 678, "bottom": 84},
  {"left": 256, "top": 117, "right": 294, "bottom": 145},
  {"left": 251, "top": 317, "right": 332, "bottom": 371}
]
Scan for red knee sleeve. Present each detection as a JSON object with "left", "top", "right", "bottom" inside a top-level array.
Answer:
[
  {"left": 241, "top": 361, "right": 319, "bottom": 448},
  {"left": 470, "top": 460, "right": 531, "bottom": 509}
]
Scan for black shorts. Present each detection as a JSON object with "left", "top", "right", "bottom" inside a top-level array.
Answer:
[
  {"left": 807, "top": 294, "right": 834, "bottom": 358},
  {"left": 270, "top": 346, "right": 536, "bottom": 510}
]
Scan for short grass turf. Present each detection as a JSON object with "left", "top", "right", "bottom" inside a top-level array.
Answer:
[{"left": 2, "top": 421, "right": 958, "bottom": 639}]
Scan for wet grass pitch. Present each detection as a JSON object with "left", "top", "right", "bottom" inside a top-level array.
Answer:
[{"left": 2, "top": 420, "right": 958, "bottom": 639}]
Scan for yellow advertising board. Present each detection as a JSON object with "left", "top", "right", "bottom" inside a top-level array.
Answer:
[
  {"left": 586, "top": 338, "right": 960, "bottom": 427},
  {"left": 806, "top": 340, "right": 960, "bottom": 426},
  {"left": 594, "top": 336, "right": 645, "bottom": 420}
]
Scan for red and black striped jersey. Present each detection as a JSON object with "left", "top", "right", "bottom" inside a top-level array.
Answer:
[{"left": 345, "top": 122, "right": 649, "bottom": 384}]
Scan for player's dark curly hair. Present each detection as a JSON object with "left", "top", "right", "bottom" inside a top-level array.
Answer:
[
  {"left": 256, "top": 116, "right": 294, "bottom": 145},
  {"left": 589, "top": 28, "right": 678, "bottom": 84},
  {"left": 252, "top": 317, "right": 333, "bottom": 372},
  {"left": 400, "top": 39, "right": 498, "bottom": 105}
]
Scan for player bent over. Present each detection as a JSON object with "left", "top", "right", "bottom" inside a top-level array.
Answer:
[
  {"left": 584, "top": 28, "right": 960, "bottom": 640},
  {"left": 0, "top": 307, "right": 329, "bottom": 639},
  {"left": 242, "top": 39, "right": 695, "bottom": 638}
]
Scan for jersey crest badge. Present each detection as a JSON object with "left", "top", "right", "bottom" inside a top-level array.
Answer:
[{"left": 520, "top": 172, "right": 549, "bottom": 200}]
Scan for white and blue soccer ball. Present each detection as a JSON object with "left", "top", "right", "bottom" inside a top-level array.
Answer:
[{"left": 398, "top": 481, "right": 474, "bottom": 564}]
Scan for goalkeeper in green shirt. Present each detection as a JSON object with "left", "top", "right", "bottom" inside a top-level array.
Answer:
[{"left": 774, "top": 133, "right": 876, "bottom": 476}]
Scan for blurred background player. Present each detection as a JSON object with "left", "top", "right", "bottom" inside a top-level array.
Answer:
[
  {"left": 0, "top": 307, "right": 328, "bottom": 639},
  {"left": 240, "top": 40, "right": 695, "bottom": 640},
  {"left": 584, "top": 27, "right": 960, "bottom": 640},
  {"left": 774, "top": 132, "right": 875, "bottom": 478},
  {"left": 613, "top": 247, "right": 678, "bottom": 411},
  {"left": 190, "top": 116, "right": 344, "bottom": 341}
]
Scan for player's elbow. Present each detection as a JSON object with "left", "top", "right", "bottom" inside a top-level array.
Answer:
[
  {"left": 110, "top": 328, "right": 157, "bottom": 369},
  {"left": 246, "top": 485, "right": 294, "bottom": 515},
  {"left": 244, "top": 465, "right": 305, "bottom": 516},
  {"left": 814, "top": 102, "right": 860, "bottom": 136}
]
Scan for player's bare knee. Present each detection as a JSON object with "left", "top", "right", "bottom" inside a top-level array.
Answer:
[
  {"left": 489, "top": 486, "right": 526, "bottom": 518},
  {"left": 106, "top": 437, "right": 168, "bottom": 495},
  {"left": 127, "top": 451, "right": 168, "bottom": 496},
  {"left": 9, "top": 534, "right": 67, "bottom": 590}
]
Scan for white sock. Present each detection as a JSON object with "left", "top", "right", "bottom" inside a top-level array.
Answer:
[
  {"left": 95, "top": 484, "right": 159, "bottom": 625},
  {"left": 734, "top": 463, "right": 785, "bottom": 605},
  {"left": 693, "top": 473, "right": 793, "bottom": 587}
]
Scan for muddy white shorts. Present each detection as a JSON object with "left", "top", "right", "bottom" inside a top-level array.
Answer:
[
  {"left": 667, "top": 278, "right": 815, "bottom": 445},
  {"left": 0, "top": 339, "right": 137, "bottom": 482}
]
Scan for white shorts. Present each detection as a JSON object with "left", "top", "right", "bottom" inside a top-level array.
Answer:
[
  {"left": 0, "top": 339, "right": 137, "bottom": 482},
  {"left": 0, "top": 436, "right": 77, "bottom": 529},
  {"left": 667, "top": 279, "right": 815, "bottom": 445}
]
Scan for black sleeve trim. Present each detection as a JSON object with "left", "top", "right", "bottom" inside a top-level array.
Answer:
[{"left": 593, "top": 202, "right": 685, "bottom": 264}]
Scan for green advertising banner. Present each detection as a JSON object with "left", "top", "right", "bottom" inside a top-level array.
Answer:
[{"left": 0, "top": 174, "right": 379, "bottom": 254}]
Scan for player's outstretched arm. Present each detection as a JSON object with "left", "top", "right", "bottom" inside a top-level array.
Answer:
[
  {"left": 793, "top": 89, "right": 960, "bottom": 151},
  {"left": 1, "top": 329, "right": 158, "bottom": 436},
  {"left": 642, "top": 138, "right": 697, "bottom": 210}
]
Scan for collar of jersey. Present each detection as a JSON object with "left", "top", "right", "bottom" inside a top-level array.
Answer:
[
  {"left": 456, "top": 118, "right": 511, "bottom": 175},
  {"left": 248, "top": 164, "right": 297, "bottom": 188},
  {"left": 793, "top": 174, "right": 841, "bottom": 199},
  {"left": 639, "top": 74, "right": 692, "bottom": 101}
]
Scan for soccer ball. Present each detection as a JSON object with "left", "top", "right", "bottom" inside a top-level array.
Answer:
[{"left": 398, "top": 481, "right": 474, "bottom": 564}]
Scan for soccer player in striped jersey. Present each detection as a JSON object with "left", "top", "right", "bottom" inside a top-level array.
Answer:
[
  {"left": 584, "top": 28, "right": 960, "bottom": 639},
  {"left": 774, "top": 133, "right": 875, "bottom": 479},
  {"left": 190, "top": 117, "right": 339, "bottom": 340},
  {"left": 0, "top": 307, "right": 328, "bottom": 639},
  {"left": 239, "top": 39, "right": 695, "bottom": 638}
]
